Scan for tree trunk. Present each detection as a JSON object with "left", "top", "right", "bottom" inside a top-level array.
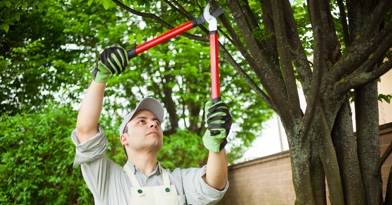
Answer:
[
  {"left": 355, "top": 80, "right": 383, "bottom": 205},
  {"left": 310, "top": 124, "right": 327, "bottom": 205},
  {"left": 285, "top": 127, "right": 316, "bottom": 205},
  {"left": 317, "top": 107, "right": 345, "bottom": 205},
  {"left": 332, "top": 98, "right": 367, "bottom": 204},
  {"left": 385, "top": 165, "right": 392, "bottom": 205}
]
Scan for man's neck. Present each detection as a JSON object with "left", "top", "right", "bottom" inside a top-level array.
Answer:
[{"left": 127, "top": 151, "right": 158, "bottom": 176}]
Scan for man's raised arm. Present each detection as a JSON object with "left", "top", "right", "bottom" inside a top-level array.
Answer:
[
  {"left": 202, "top": 100, "right": 232, "bottom": 190},
  {"left": 76, "top": 47, "right": 130, "bottom": 143},
  {"left": 76, "top": 81, "right": 106, "bottom": 143}
]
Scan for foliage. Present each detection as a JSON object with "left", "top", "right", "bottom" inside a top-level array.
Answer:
[
  {"left": 1, "top": 0, "right": 276, "bottom": 203},
  {"left": 0, "top": 104, "right": 93, "bottom": 204},
  {"left": 11, "top": 0, "right": 391, "bottom": 204},
  {"left": 379, "top": 94, "right": 392, "bottom": 104},
  {"left": 0, "top": 0, "right": 133, "bottom": 115},
  {"left": 0, "top": 0, "right": 83, "bottom": 115},
  {"left": 93, "top": 0, "right": 392, "bottom": 204},
  {"left": 159, "top": 129, "right": 208, "bottom": 170},
  {"left": 0, "top": 0, "right": 43, "bottom": 32}
]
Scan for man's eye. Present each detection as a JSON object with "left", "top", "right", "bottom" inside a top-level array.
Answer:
[{"left": 138, "top": 120, "right": 145, "bottom": 124}]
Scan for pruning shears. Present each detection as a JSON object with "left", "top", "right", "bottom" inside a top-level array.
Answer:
[{"left": 127, "top": 3, "right": 224, "bottom": 102}]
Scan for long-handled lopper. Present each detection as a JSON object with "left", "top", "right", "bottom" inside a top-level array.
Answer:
[
  {"left": 127, "top": 6, "right": 224, "bottom": 60},
  {"left": 127, "top": 4, "right": 224, "bottom": 102}
]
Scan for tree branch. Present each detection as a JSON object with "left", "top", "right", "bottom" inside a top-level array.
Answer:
[
  {"left": 112, "top": 0, "right": 171, "bottom": 27},
  {"left": 327, "top": 22, "right": 392, "bottom": 85},
  {"left": 280, "top": 0, "right": 319, "bottom": 140},
  {"left": 375, "top": 141, "right": 392, "bottom": 175},
  {"left": 219, "top": 44, "right": 275, "bottom": 111},
  {"left": 111, "top": 0, "right": 207, "bottom": 42},
  {"left": 337, "top": 57, "right": 392, "bottom": 96},
  {"left": 240, "top": 0, "right": 266, "bottom": 53},
  {"left": 359, "top": 0, "right": 392, "bottom": 40},
  {"left": 318, "top": 104, "right": 345, "bottom": 205},
  {"left": 335, "top": 28, "right": 392, "bottom": 94},
  {"left": 260, "top": 0, "right": 280, "bottom": 69},
  {"left": 209, "top": 1, "right": 246, "bottom": 52},
  {"left": 359, "top": 27, "right": 392, "bottom": 73},
  {"left": 336, "top": 0, "right": 350, "bottom": 46},
  {"left": 282, "top": 0, "right": 312, "bottom": 93},
  {"left": 211, "top": 0, "right": 275, "bottom": 110},
  {"left": 226, "top": 0, "right": 289, "bottom": 117},
  {"left": 385, "top": 165, "right": 392, "bottom": 205},
  {"left": 163, "top": 0, "right": 193, "bottom": 20},
  {"left": 271, "top": 0, "right": 301, "bottom": 117},
  {"left": 300, "top": 0, "right": 328, "bottom": 140}
]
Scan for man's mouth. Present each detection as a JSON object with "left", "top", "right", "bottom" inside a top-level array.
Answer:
[{"left": 147, "top": 131, "right": 158, "bottom": 136}]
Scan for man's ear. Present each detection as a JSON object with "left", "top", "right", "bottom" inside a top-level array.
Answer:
[{"left": 120, "top": 133, "right": 129, "bottom": 146}]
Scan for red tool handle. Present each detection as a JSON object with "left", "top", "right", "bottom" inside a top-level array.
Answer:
[
  {"left": 210, "top": 32, "right": 220, "bottom": 102},
  {"left": 136, "top": 22, "right": 194, "bottom": 54},
  {"left": 128, "top": 21, "right": 195, "bottom": 59}
]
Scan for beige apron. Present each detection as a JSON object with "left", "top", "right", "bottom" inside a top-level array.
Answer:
[{"left": 124, "top": 165, "right": 179, "bottom": 205}]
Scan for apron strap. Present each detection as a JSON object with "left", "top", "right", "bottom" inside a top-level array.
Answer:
[
  {"left": 161, "top": 168, "right": 174, "bottom": 195},
  {"left": 124, "top": 164, "right": 141, "bottom": 188},
  {"left": 161, "top": 167, "right": 170, "bottom": 187}
]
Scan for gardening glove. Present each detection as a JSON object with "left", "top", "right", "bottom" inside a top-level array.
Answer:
[
  {"left": 202, "top": 99, "right": 232, "bottom": 152},
  {"left": 93, "top": 46, "right": 129, "bottom": 83}
]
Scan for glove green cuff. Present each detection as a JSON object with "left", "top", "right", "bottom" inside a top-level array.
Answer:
[
  {"left": 203, "top": 129, "right": 226, "bottom": 152},
  {"left": 94, "top": 61, "right": 112, "bottom": 83}
]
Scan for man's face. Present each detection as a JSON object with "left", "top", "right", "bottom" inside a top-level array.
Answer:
[{"left": 123, "top": 110, "right": 163, "bottom": 152}]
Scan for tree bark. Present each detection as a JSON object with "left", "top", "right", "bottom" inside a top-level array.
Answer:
[
  {"left": 355, "top": 80, "right": 383, "bottom": 205},
  {"left": 285, "top": 128, "right": 316, "bottom": 205},
  {"left": 332, "top": 99, "right": 367, "bottom": 205},
  {"left": 317, "top": 106, "right": 345, "bottom": 205},
  {"left": 309, "top": 125, "right": 327, "bottom": 205},
  {"left": 385, "top": 165, "right": 392, "bottom": 205}
]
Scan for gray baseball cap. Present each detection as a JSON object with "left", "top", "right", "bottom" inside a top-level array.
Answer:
[{"left": 119, "top": 97, "right": 164, "bottom": 135}]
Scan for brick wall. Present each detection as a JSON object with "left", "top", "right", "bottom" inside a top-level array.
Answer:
[{"left": 218, "top": 123, "right": 392, "bottom": 205}]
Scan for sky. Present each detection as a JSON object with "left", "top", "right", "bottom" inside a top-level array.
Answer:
[
  {"left": 238, "top": 114, "right": 289, "bottom": 163},
  {"left": 237, "top": 88, "right": 306, "bottom": 163}
]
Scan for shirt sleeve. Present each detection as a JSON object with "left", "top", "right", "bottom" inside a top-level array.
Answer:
[
  {"left": 179, "top": 166, "right": 229, "bottom": 205},
  {"left": 71, "top": 126, "right": 118, "bottom": 202},
  {"left": 71, "top": 126, "right": 108, "bottom": 166}
]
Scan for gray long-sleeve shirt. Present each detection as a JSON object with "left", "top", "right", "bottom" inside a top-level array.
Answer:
[{"left": 71, "top": 126, "right": 228, "bottom": 205}]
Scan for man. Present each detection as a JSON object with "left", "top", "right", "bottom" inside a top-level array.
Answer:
[{"left": 71, "top": 47, "right": 232, "bottom": 205}]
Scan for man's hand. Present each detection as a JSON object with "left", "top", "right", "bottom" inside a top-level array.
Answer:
[
  {"left": 203, "top": 99, "right": 232, "bottom": 152},
  {"left": 93, "top": 46, "right": 129, "bottom": 83}
]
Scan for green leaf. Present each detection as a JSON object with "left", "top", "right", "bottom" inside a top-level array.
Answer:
[
  {"left": 2, "top": 24, "right": 9, "bottom": 33},
  {"left": 103, "top": 0, "right": 110, "bottom": 10},
  {"left": 22, "top": 2, "right": 28, "bottom": 9},
  {"left": 37, "top": 2, "right": 43, "bottom": 10},
  {"left": 87, "top": 0, "right": 93, "bottom": 6},
  {"left": 5, "top": 1, "right": 11, "bottom": 7},
  {"left": 136, "top": 33, "right": 143, "bottom": 44},
  {"left": 123, "top": 0, "right": 131, "bottom": 7},
  {"left": 378, "top": 94, "right": 392, "bottom": 103},
  {"left": 15, "top": 13, "right": 20, "bottom": 21},
  {"left": 129, "top": 34, "right": 134, "bottom": 44}
]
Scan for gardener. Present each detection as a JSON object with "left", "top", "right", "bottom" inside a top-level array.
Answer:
[{"left": 71, "top": 47, "right": 232, "bottom": 205}]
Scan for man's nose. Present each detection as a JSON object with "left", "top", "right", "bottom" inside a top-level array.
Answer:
[{"left": 149, "top": 120, "right": 158, "bottom": 128}]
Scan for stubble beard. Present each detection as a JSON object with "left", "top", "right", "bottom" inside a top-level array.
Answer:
[{"left": 141, "top": 135, "right": 163, "bottom": 153}]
